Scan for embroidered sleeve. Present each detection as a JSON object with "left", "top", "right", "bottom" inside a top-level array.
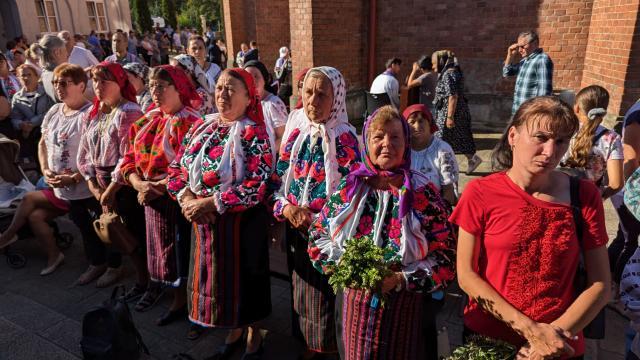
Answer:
[
  {"left": 271, "top": 128, "right": 300, "bottom": 221},
  {"left": 437, "top": 145, "right": 459, "bottom": 187},
  {"left": 403, "top": 184, "right": 456, "bottom": 292},
  {"left": 336, "top": 131, "right": 361, "bottom": 176},
  {"left": 502, "top": 61, "right": 521, "bottom": 77},
  {"left": 112, "top": 106, "right": 143, "bottom": 184},
  {"left": 213, "top": 124, "right": 273, "bottom": 213},
  {"left": 308, "top": 178, "right": 351, "bottom": 274},
  {"left": 120, "top": 116, "right": 145, "bottom": 183},
  {"left": 267, "top": 97, "right": 288, "bottom": 128},
  {"left": 77, "top": 116, "right": 95, "bottom": 180},
  {"left": 167, "top": 118, "right": 204, "bottom": 200}
]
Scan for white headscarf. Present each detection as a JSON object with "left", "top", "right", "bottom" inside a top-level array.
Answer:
[
  {"left": 281, "top": 66, "right": 356, "bottom": 207},
  {"left": 173, "top": 54, "right": 212, "bottom": 93}
]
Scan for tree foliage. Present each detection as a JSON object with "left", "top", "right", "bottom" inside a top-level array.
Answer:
[
  {"left": 131, "top": 0, "right": 221, "bottom": 33},
  {"left": 131, "top": 0, "right": 153, "bottom": 33},
  {"left": 161, "top": 0, "right": 177, "bottom": 29}
]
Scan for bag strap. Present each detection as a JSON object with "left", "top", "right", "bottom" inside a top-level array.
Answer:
[{"left": 569, "top": 176, "right": 584, "bottom": 251}]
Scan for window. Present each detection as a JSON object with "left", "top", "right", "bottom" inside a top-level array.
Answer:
[
  {"left": 34, "top": 0, "right": 60, "bottom": 33},
  {"left": 86, "top": 1, "right": 108, "bottom": 32}
]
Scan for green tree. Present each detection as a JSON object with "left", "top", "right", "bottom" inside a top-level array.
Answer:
[
  {"left": 177, "top": 0, "right": 221, "bottom": 32},
  {"left": 161, "top": 0, "right": 177, "bottom": 29},
  {"left": 131, "top": 0, "right": 153, "bottom": 33}
]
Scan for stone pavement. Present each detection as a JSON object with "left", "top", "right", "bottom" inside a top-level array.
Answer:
[{"left": 0, "top": 133, "right": 627, "bottom": 360}]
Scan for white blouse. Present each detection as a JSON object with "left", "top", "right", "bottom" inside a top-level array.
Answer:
[{"left": 410, "top": 137, "right": 459, "bottom": 191}]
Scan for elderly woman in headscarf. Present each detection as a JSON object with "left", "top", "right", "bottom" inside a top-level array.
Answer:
[
  {"left": 432, "top": 50, "right": 481, "bottom": 175},
  {"left": 271, "top": 66, "right": 361, "bottom": 358},
  {"left": 123, "top": 62, "right": 153, "bottom": 113},
  {"left": 167, "top": 68, "right": 273, "bottom": 358},
  {"left": 120, "top": 65, "right": 201, "bottom": 325},
  {"left": 76, "top": 61, "right": 147, "bottom": 288},
  {"left": 171, "top": 54, "right": 214, "bottom": 115},
  {"left": 243, "top": 60, "right": 288, "bottom": 153},
  {"left": 308, "top": 105, "right": 456, "bottom": 360}
]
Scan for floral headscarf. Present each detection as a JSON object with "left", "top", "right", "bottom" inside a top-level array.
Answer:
[
  {"left": 123, "top": 62, "right": 150, "bottom": 85},
  {"left": 172, "top": 54, "right": 211, "bottom": 93},
  {"left": 346, "top": 107, "right": 414, "bottom": 218},
  {"left": 281, "top": 66, "right": 356, "bottom": 208},
  {"left": 402, "top": 104, "right": 438, "bottom": 134},
  {"left": 153, "top": 65, "right": 201, "bottom": 111},
  {"left": 89, "top": 61, "right": 137, "bottom": 120}
]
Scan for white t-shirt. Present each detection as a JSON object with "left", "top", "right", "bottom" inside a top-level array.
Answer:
[
  {"left": 410, "top": 137, "right": 459, "bottom": 191},
  {"left": 68, "top": 46, "right": 99, "bottom": 69},
  {"left": 370, "top": 72, "right": 400, "bottom": 109},
  {"left": 204, "top": 62, "right": 222, "bottom": 93},
  {"left": 261, "top": 93, "right": 288, "bottom": 160},
  {"left": 41, "top": 103, "right": 93, "bottom": 200}
]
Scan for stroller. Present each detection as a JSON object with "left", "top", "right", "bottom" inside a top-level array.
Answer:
[{"left": 0, "top": 135, "right": 73, "bottom": 268}]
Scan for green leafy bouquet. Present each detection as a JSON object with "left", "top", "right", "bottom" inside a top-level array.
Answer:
[
  {"left": 327, "top": 237, "right": 393, "bottom": 294},
  {"left": 446, "top": 335, "right": 517, "bottom": 360}
]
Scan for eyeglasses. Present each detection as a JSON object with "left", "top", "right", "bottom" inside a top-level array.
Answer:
[
  {"left": 52, "top": 79, "right": 76, "bottom": 88},
  {"left": 517, "top": 41, "right": 533, "bottom": 49}
]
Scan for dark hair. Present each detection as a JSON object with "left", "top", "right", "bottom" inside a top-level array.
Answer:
[
  {"left": 90, "top": 64, "right": 117, "bottom": 82},
  {"left": 243, "top": 60, "right": 274, "bottom": 94},
  {"left": 418, "top": 55, "right": 432, "bottom": 70},
  {"left": 385, "top": 57, "right": 402, "bottom": 68},
  {"left": 6, "top": 40, "right": 16, "bottom": 51},
  {"left": 220, "top": 69, "right": 249, "bottom": 94},
  {"left": 249, "top": 40, "right": 258, "bottom": 47},
  {"left": 188, "top": 35, "right": 206, "bottom": 46},
  {"left": 492, "top": 96, "right": 579, "bottom": 170},
  {"left": 149, "top": 67, "right": 174, "bottom": 85}
]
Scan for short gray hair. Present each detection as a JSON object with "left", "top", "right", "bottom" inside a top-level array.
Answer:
[{"left": 518, "top": 30, "right": 539, "bottom": 44}]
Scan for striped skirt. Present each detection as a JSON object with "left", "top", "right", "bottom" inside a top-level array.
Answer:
[
  {"left": 287, "top": 226, "right": 337, "bottom": 353},
  {"left": 336, "top": 288, "right": 424, "bottom": 360},
  {"left": 188, "top": 205, "right": 271, "bottom": 328},
  {"left": 145, "top": 195, "right": 190, "bottom": 286}
]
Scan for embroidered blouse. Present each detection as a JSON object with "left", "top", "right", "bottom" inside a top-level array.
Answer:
[
  {"left": 120, "top": 106, "right": 200, "bottom": 182},
  {"left": 271, "top": 118, "right": 360, "bottom": 221},
  {"left": 167, "top": 113, "right": 273, "bottom": 214},
  {"left": 77, "top": 101, "right": 143, "bottom": 184},
  {"left": 410, "top": 137, "right": 459, "bottom": 191},
  {"left": 308, "top": 177, "right": 456, "bottom": 292}
]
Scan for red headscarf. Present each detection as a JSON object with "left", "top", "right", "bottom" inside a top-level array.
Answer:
[
  {"left": 226, "top": 68, "right": 264, "bottom": 126},
  {"left": 153, "top": 65, "right": 202, "bottom": 111},
  {"left": 402, "top": 104, "right": 438, "bottom": 134},
  {"left": 89, "top": 61, "right": 138, "bottom": 119},
  {"left": 294, "top": 67, "right": 310, "bottom": 109}
]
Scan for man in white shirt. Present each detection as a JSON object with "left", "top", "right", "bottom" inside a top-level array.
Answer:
[
  {"left": 370, "top": 57, "right": 402, "bottom": 110},
  {"left": 58, "top": 31, "right": 99, "bottom": 70}
]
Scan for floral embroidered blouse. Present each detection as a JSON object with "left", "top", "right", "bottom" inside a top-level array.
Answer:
[
  {"left": 308, "top": 177, "right": 456, "bottom": 292},
  {"left": 120, "top": 106, "right": 200, "bottom": 182},
  {"left": 167, "top": 114, "right": 273, "bottom": 214},
  {"left": 77, "top": 101, "right": 143, "bottom": 184},
  {"left": 271, "top": 126, "right": 360, "bottom": 220}
]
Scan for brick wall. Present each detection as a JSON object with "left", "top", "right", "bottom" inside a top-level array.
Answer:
[
  {"left": 289, "top": 0, "right": 315, "bottom": 99},
  {"left": 581, "top": 0, "right": 640, "bottom": 115},
  {"left": 255, "top": 0, "right": 290, "bottom": 78}
]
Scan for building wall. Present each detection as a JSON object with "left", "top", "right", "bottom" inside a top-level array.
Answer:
[
  {"left": 15, "top": 0, "right": 133, "bottom": 44},
  {"left": 255, "top": 0, "right": 290, "bottom": 75},
  {"left": 581, "top": 0, "right": 640, "bottom": 115}
]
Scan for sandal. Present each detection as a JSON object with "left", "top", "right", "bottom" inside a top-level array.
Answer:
[
  {"left": 75, "top": 264, "right": 107, "bottom": 286},
  {"left": 121, "top": 283, "right": 147, "bottom": 303},
  {"left": 134, "top": 285, "right": 164, "bottom": 312},
  {"left": 96, "top": 267, "right": 122, "bottom": 288}
]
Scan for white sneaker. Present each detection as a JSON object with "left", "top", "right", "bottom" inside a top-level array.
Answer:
[
  {"left": 466, "top": 154, "right": 483, "bottom": 175},
  {"left": 40, "top": 253, "right": 65, "bottom": 276}
]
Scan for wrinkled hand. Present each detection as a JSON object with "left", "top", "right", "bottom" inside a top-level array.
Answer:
[
  {"left": 283, "top": 205, "right": 313, "bottom": 230},
  {"left": 182, "top": 197, "right": 216, "bottom": 224},
  {"left": 100, "top": 186, "right": 118, "bottom": 211},
  {"left": 508, "top": 43, "right": 520, "bottom": 56},
  {"left": 87, "top": 180, "right": 104, "bottom": 201},
  {"left": 50, "top": 174, "right": 75, "bottom": 188},
  {"left": 446, "top": 118, "right": 455, "bottom": 128},
  {"left": 134, "top": 180, "right": 164, "bottom": 206},
  {"left": 523, "top": 323, "right": 575, "bottom": 360},
  {"left": 380, "top": 272, "right": 404, "bottom": 294}
]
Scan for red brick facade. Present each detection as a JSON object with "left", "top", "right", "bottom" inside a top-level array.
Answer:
[{"left": 224, "top": 0, "right": 640, "bottom": 119}]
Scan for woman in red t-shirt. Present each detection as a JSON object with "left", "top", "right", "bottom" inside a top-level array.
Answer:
[{"left": 450, "top": 96, "right": 611, "bottom": 360}]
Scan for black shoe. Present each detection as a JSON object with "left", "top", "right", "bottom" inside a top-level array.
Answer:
[
  {"left": 155, "top": 306, "right": 187, "bottom": 326},
  {"left": 241, "top": 336, "right": 264, "bottom": 360},
  {"left": 204, "top": 331, "right": 245, "bottom": 360},
  {"left": 187, "top": 323, "right": 205, "bottom": 340}
]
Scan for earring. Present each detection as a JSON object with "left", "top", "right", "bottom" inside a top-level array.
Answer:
[{"left": 511, "top": 144, "right": 515, "bottom": 151}]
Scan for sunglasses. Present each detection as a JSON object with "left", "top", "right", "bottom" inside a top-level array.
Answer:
[{"left": 52, "top": 79, "right": 76, "bottom": 88}]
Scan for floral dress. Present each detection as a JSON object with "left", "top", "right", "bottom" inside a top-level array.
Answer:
[
  {"left": 308, "top": 178, "right": 456, "bottom": 360},
  {"left": 433, "top": 69, "right": 476, "bottom": 154},
  {"left": 167, "top": 114, "right": 273, "bottom": 327},
  {"left": 120, "top": 106, "right": 200, "bottom": 285}
]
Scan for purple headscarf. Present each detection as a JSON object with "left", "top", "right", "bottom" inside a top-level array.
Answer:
[{"left": 345, "top": 107, "right": 414, "bottom": 218}]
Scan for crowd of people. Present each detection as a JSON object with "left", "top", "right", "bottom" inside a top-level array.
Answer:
[{"left": 0, "top": 26, "right": 635, "bottom": 360}]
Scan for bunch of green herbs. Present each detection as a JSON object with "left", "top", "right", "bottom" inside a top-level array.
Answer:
[
  {"left": 446, "top": 335, "right": 517, "bottom": 360},
  {"left": 328, "top": 237, "right": 392, "bottom": 294}
]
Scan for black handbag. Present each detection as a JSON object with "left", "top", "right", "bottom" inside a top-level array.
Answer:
[{"left": 569, "top": 176, "right": 606, "bottom": 339}]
